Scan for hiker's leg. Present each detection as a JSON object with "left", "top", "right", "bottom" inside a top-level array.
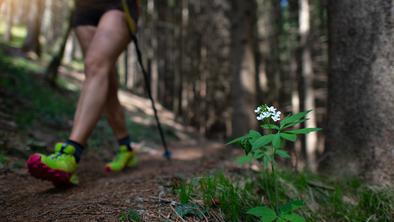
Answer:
[
  {"left": 105, "top": 69, "right": 129, "bottom": 140},
  {"left": 74, "top": 26, "right": 128, "bottom": 140},
  {"left": 69, "top": 10, "right": 131, "bottom": 145},
  {"left": 73, "top": 26, "right": 96, "bottom": 126}
]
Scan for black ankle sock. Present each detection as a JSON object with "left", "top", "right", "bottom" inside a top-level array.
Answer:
[
  {"left": 118, "top": 135, "right": 132, "bottom": 151},
  {"left": 66, "top": 139, "right": 84, "bottom": 162}
]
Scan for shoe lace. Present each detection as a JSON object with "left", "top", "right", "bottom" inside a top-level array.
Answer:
[
  {"left": 52, "top": 143, "right": 68, "bottom": 159},
  {"left": 52, "top": 152, "right": 64, "bottom": 160}
]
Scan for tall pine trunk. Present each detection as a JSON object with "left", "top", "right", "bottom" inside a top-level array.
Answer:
[
  {"left": 147, "top": 0, "right": 159, "bottom": 101},
  {"left": 256, "top": 0, "right": 281, "bottom": 106},
  {"left": 230, "top": 0, "right": 257, "bottom": 136},
  {"left": 298, "top": 0, "right": 318, "bottom": 171},
  {"left": 45, "top": 11, "right": 73, "bottom": 85},
  {"left": 323, "top": 0, "right": 394, "bottom": 184},
  {"left": 22, "top": 0, "right": 45, "bottom": 57},
  {"left": 176, "top": 0, "right": 189, "bottom": 116}
]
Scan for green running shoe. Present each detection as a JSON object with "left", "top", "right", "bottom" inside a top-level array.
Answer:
[
  {"left": 105, "top": 145, "right": 138, "bottom": 172},
  {"left": 27, "top": 143, "right": 79, "bottom": 187}
]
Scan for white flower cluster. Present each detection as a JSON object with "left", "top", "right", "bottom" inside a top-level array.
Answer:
[{"left": 254, "top": 105, "right": 281, "bottom": 122}]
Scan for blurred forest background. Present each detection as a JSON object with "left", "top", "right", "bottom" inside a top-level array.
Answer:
[
  {"left": 1, "top": 0, "right": 393, "bottom": 185},
  {"left": 1, "top": 0, "right": 394, "bottom": 221}
]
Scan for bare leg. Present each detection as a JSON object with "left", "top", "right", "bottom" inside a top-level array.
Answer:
[
  {"left": 74, "top": 26, "right": 129, "bottom": 141},
  {"left": 69, "top": 10, "right": 131, "bottom": 145},
  {"left": 73, "top": 26, "right": 95, "bottom": 128},
  {"left": 105, "top": 70, "right": 129, "bottom": 139}
]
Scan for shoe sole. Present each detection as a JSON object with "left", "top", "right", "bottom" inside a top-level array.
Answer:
[{"left": 27, "top": 154, "right": 73, "bottom": 187}]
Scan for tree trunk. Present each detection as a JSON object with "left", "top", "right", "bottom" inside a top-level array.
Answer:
[
  {"left": 230, "top": 0, "right": 257, "bottom": 137},
  {"left": 45, "top": 12, "right": 73, "bottom": 85},
  {"left": 147, "top": 0, "right": 159, "bottom": 101},
  {"left": 256, "top": 0, "right": 281, "bottom": 105},
  {"left": 288, "top": 0, "right": 300, "bottom": 115},
  {"left": 3, "top": 0, "right": 14, "bottom": 42},
  {"left": 64, "top": 33, "right": 76, "bottom": 64},
  {"left": 298, "top": 0, "right": 318, "bottom": 171},
  {"left": 323, "top": 0, "right": 394, "bottom": 184},
  {"left": 176, "top": 0, "right": 189, "bottom": 116},
  {"left": 22, "top": 0, "right": 45, "bottom": 57}
]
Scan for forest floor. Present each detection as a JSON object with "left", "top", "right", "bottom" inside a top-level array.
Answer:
[
  {"left": 1, "top": 141, "right": 233, "bottom": 222},
  {"left": 1, "top": 46, "right": 393, "bottom": 222},
  {"left": 0, "top": 46, "right": 239, "bottom": 221}
]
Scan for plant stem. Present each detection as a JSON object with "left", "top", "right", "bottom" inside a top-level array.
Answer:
[
  {"left": 262, "top": 170, "right": 272, "bottom": 207},
  {"left": 271, "top": 156, "right": 279, "bottom": 213}
]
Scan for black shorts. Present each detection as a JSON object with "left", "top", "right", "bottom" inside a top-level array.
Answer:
[{"left": 73, "top": 0, "right": 139, "bottom": 28}]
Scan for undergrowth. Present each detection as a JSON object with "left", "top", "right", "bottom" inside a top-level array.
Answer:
[
  {"left": 0, "top": 49, "right": 75, "bottom": 129},
  {"left": 175, "top": 171, "right": 394, "bottom": 222},
  {"left": 118, "top": 208, "right": 142, "bottom": 222}
]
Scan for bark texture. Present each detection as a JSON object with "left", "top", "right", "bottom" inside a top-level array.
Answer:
[
  {"left": 324, "top": 0, "right": 394, "bottom": 185},
  {"left": 230, "top": 0, "right": 257, "bottom": 137}
]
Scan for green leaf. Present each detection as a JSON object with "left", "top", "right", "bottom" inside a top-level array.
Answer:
[
  {"left": 247, "top": 207, "right": 277, "bottom": 222},
  {"left": 281, "top": 213, "right": 305, "bottom": 222},
  {"left": 280, "top": 200, "right": 304, "bottom": 214},
  {"left": 227, "top": 135, "right": 247, "bottom": 145},
  {"left": 277, "top": 218, "right": 287, "bottom": 222},
  {"left": 280, "top": 110, "right": 311, "bottom": 129},
  {"left": 280, "top": 120, "right": 305, "bottom": 129},
  {"left": 289, "top": 200, "right": 304, "bottom": 210},
  {"left": 272, "top": 134, "right": 281, "bottom": 149},
  {"left": 276, "top": 149, "right": 290, "bottom": 158},
  {"left": 286, "top": 128, "right": 321, "bottom": 135},
  {"left": 261, "top": 124, "right": 279, "bottom": 130},
  {"left": 249, "top": 130, "right": 262, "bottom": 137},
  {"left": 227, "top": 130, "right": 262, "bottom": 147},
  {"left": 280, "top": 133, "right": 297, "bottom": 142},
  {"left": 127, "top": 209, "right": 142, "bottom": 222},
  {"left": 252, "top": 134, "right": 275, "bottom": 149},
  {"left": 236, "top": 154, "right": 254, "bottom": 165},
  {"left": 248, "top": 130, "right": 262, "bottom": 143},
  {"left": 254, "top": 150, "right": 265, "bottom": 159}
]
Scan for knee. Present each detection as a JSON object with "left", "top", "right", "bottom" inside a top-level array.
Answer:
[{"left": 84, "top": 56, "right": 111, "bottom": 80}]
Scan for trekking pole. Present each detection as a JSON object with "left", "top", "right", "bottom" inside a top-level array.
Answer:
[
  {"left": 122, "top": 0, "right": 172, "bottom": 160},
  {"left": 131, "top": 35, "right": 172, "bottom": 160}
]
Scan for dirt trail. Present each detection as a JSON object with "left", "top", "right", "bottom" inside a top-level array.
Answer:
[
  {"left": 1, "top": 140, "right": 231, "bottom": 221},
  {"left": 0, "top": 68, "right": 236, "bottom": 221}
]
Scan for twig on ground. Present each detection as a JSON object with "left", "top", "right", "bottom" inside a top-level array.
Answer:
[
  {"left": 197, "top": 208, "right": 208, "bottom": 222},
  {"left": 189, "top": 198, "right": 208, "bottom": 222},
  {"left": 158, "top": 212, "right": 171, "bottom": 220}
]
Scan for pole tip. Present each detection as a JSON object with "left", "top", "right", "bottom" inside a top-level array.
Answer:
[{"left": 163, "top": 150, "right": 172, "bottom": 160}]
